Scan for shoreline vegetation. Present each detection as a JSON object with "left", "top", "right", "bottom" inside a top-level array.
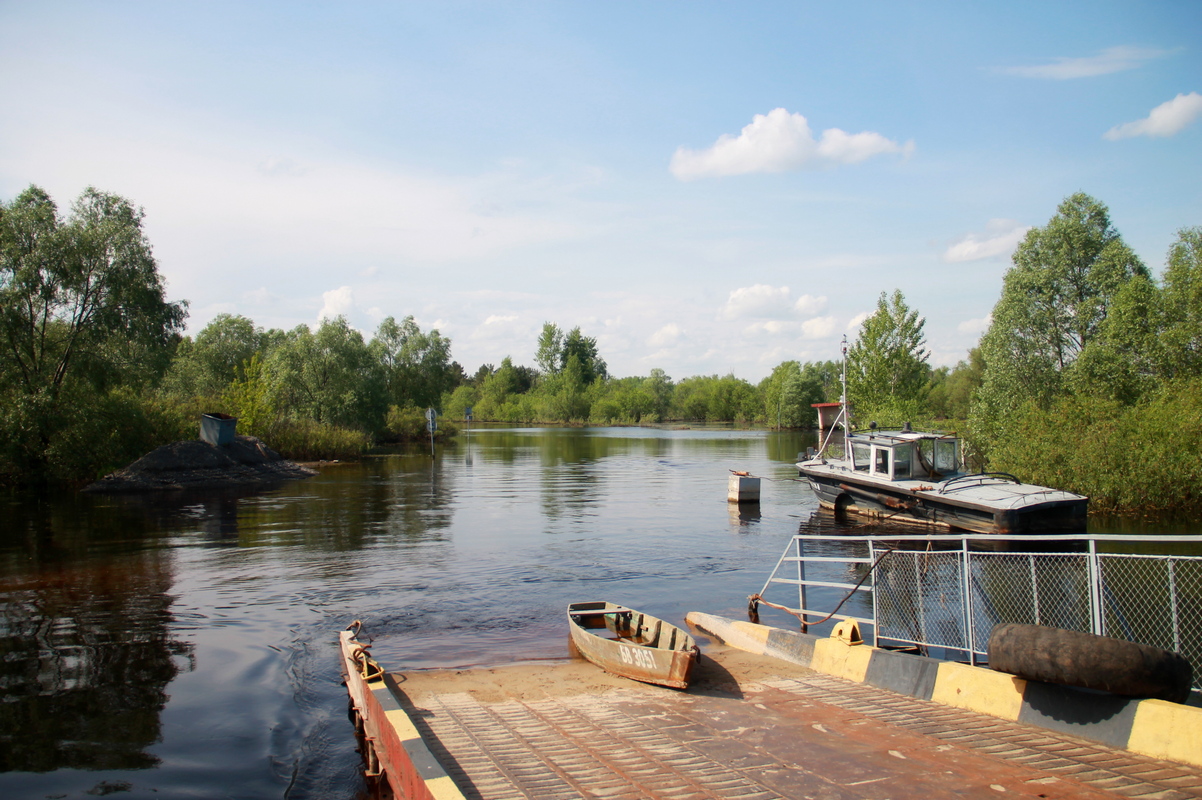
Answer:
[{"left": 2, "top": 186, "right": 1200, "bottom": 518}]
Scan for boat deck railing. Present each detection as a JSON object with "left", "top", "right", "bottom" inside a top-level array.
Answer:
[{"left": 757, "top": 532, "right": 1202, "bottom": 698}]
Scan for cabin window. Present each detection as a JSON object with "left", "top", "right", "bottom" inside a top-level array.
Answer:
[
  {"left": 852, "top": 442, "right": 871, "bottom": 471},
  {"left": 934, "top": 439, "right": 959, "bottom": 472},
  {"left": 893, "top": 444, "right": 913, "bottom": 479},
  {"left": 873, "top": 447, "right": 890, "bottom": 475}
]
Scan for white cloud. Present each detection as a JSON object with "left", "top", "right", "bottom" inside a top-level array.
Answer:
[
  {"left": 944, "top": 219, "right": 1030, "bottom": 263},
  {"left": 847, "top": 312, "right": 870, "bottom": 332},
  {"left": 649, "top": 323, "right": 683, "bottom": 347},
  {"left": 998, "top": 46, "right": 1171, "bottom": 80},
  {"left": 670, "top": 108, "right": 912, "bottom": 180},
  {"left": 743, "top": 320, "right": 789, "bottom": 336},
  {"left": 1104, "top": 92, "right": 1202, "bottom": 140},
  {"left": 483, "top": 314, "right": 519, "bottom": 325},
  {"left": 801, "top": 316, "right": 837, "bottom": 339},
  {"left": 720, "top": 284, "right": 793, "bottom": 319},
  {"left": 793, "top": 294, "right": 829, "bottom": 315},
  {"left": 957, "top": 315, "right": 992, "bottom": 335},
  {"left": 318, "top": 286, "right": 355, "bottom": 321}
]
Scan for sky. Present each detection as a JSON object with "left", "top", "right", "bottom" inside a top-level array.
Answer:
[{"left": 1, "top": 2, "right": 1199, "bottom": 383}]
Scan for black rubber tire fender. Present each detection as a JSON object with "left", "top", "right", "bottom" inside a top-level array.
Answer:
[{"left": 988, "top": 623, "right": 1193, "bottom": 704}]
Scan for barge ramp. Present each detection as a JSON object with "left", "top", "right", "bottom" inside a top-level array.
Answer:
[{"left": 368, "top": 642, "right": 1202, "bottom": 799}]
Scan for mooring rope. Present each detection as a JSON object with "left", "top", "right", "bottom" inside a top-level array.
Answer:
[
  {"left": 729, "top": 469, "right": 806, "bottom": 483},
  {"left": 748, "top": 546, "right": 896, "bottom": 625}
]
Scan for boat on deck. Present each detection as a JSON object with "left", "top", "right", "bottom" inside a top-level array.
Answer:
[
  {"left": 567, "top": 601, "right": 699, "bottom": 689},
  {"left": 797, "top": 342, "right": 1088, "bottom": 535}
]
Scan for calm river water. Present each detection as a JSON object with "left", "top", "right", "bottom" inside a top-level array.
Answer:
[{"left": 0, "top": 426, "right": 1192, "bottom": 799}]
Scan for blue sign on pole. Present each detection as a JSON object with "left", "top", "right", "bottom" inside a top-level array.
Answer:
[{"left": 425, "top": 407, "right": 437, "bottom": 432}]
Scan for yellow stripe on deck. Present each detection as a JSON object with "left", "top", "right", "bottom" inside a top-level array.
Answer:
[{"left": 383, "top": 707, "right": 424, "bottom": 742}]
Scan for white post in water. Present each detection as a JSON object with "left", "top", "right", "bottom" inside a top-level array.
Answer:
[
  {"left": 425, "top": 407, "right": 437, "bottom": 458},
  {"left": 727, "top": 474, "right": 761, "bottom": 503}
]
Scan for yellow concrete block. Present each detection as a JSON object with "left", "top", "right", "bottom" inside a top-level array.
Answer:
[
  {"left": 810, "top": 638, "right": 872, "bottom": 682},
  {"left": 931, "top": 662, "right": 1024, "bottom": 720},
  {"left": 1128, "top": 699, "right": 1202, "bottom": 768}
]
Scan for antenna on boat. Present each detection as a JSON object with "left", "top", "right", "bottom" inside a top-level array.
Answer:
[{"left": 813, "top": 335, "right": 851, "bottom": 459}]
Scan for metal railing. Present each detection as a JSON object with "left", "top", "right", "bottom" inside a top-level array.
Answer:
[{"left": 757, "top": 533, "right": 1202, "bottom": 696}]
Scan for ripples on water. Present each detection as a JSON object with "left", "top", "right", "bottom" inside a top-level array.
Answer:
[{"left": 0, "top": 426, "right": 827, "bottom": 799}]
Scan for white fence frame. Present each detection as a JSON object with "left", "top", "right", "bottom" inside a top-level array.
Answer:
[{"left": 758, "top": 532, "right": 1202, "bottom": 695}]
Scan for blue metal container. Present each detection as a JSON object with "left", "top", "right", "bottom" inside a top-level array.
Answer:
[{"left": 200, "top": 413, "right": 237, "bottom": 446}]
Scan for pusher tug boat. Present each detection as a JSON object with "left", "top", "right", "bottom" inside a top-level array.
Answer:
[{"left": 796, "top": 339, "right": 1087, "bottom": 534}]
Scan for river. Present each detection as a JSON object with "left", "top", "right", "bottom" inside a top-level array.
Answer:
[{"left": 0, "top": 425, "right": 1193, "bottom": 799}]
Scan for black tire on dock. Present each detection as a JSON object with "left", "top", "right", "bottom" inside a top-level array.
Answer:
[{"left": 987, "top": 623, "right": 1193, "bottom": 704}]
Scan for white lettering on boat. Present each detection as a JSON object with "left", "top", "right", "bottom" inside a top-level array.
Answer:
[{"left": 618, "top": 645, "right": 657, "bottom": 670}]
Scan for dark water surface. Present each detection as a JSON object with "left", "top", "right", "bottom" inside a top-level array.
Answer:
[{"left": 1, "top": 426, "right": 832, "bottom": 799}]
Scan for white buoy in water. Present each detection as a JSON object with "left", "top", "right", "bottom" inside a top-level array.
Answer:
[{"left": 727, "top": 474, "right": 761, "bottom": 504}]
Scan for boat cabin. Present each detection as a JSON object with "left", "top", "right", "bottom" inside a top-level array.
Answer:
[{"left": 847, "top": 429, "right": 961, "bottom": 482}]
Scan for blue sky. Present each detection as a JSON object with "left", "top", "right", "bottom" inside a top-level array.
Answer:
[{"left": 2, "top": 2, "right": 1199, "bottom": 382}]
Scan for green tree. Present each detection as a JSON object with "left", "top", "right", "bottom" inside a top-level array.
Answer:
[
  {"left": 759, "top": 361, "right": 824, "bottom": 428},
  {"left": 668, "top": 374, "right": 756, "bottom": 422},
  {"left": 972, "top": 193, "right": 1148, "bottom": 455},
  {"left": 1160, "top": 226, "right": 1202, "bottom": 379},
  {"left": 560, "top": 326, "right": 607, "bottom": 385},
  {"left": 166, "top": 313, "right": 264, "bottom": 397},
  {"left": 643, "top": 368, "right": 673, "bottom": 421},
  {"left": 0, "top": 186, "right": 187, "bottom": 399},
  {"left": 476, "top": 356, "right": 525, "bottom": 419},
  {"left": 535, "top": 322, "right": 563, "bottom": 376},
  {"left": 539, "top": 355, "right": 591, "bottom": 421},
  {"left": 0, "top": 185, "right": 187, "bottom": 478},
  {"left": 265, "top": 317, "right": 388, "bottom": 433},
  {"left": 846, "top": 290, "right": 930, "bottom": 419},
  {"left": 223, "top": 353, "right": 276, "bottom": 436},
  {"left": 1071, "top": 274, "right": 1164, "bottom": 404},
  {"left": 372, "top": 315, "right": 457, "bottom": 410},
  {"left": 926, "top": 347, "right": 984, "bottom": 420}
]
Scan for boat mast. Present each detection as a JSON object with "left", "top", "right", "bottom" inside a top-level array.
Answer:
[{"left": 815, "top": 336, "right": 851, "bottom": 458}]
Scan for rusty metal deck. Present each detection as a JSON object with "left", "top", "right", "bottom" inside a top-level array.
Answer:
[{"left": 384, "top": 644, "right": 1202, "bottom": 799}]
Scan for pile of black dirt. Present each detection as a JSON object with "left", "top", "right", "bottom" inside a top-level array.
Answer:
[{"left": 84, "top": 436, "right": 317, "bottom": 493}]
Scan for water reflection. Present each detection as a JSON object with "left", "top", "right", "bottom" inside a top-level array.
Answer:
[{"left": 0, "top": 493, "right": 191, "bottom": 773}]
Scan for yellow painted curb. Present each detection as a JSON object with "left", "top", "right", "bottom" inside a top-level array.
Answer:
[
  {"left": 932, "top": 661, "right": 1025, "bottom": 720},
  {"left": 1127, "top": 699, "right": 1202, "bottom": 768},
  {"left": 811, "top": 638, "right": 872, "bottom": 683}
]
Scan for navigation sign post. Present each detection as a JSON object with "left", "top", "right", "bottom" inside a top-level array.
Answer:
[{"left": 426, "top": 407, "right": 437, "bottom": 456}]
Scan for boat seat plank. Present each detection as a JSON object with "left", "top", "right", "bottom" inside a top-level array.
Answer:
[{"left": 569, "top": 606, "right": 634, "bottom": 616}]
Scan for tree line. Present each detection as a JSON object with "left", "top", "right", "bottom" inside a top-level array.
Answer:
[{"left": 3, "top": 184, "right": 1200, "bottom": 513}]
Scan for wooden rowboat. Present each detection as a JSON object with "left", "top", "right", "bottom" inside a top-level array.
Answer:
[{"left": 567, "top": 601, "right": 699, "bottom": 689}]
